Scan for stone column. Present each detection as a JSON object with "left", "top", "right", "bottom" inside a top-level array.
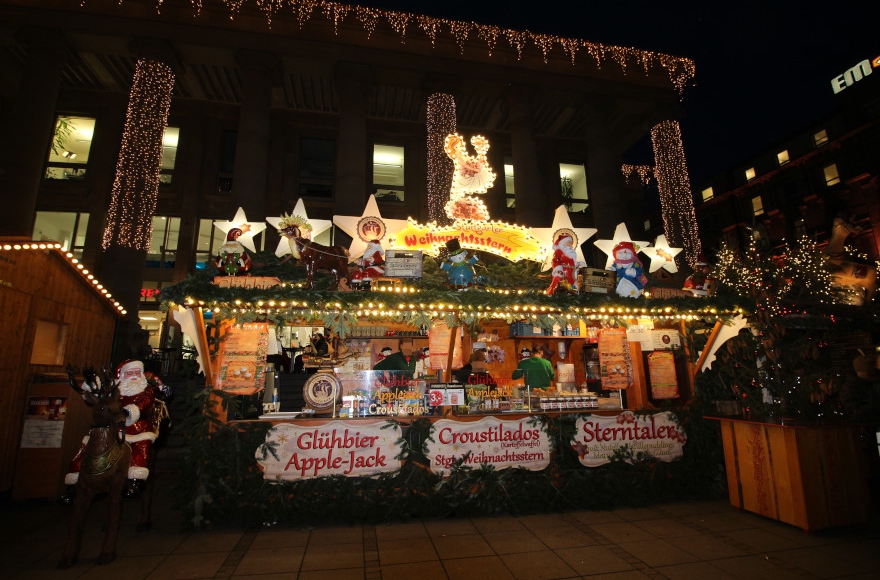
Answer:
[
  {"left": 506, "top": 87, "right": 547, "bottom": 226},
  {"left": 231, "top": 50, "right": 275, "bottom": 223},
  {"left": 580, "top": 101, "right": 628, "bottom": 243},
  {"left": 0, "top": 28, "right": 71, "bottom": 237},
  {"left": 334, "top": 62, "right": 373, "bottom": 217}
]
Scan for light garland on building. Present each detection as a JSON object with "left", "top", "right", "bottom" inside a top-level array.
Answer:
[
  {"left": 102, "top": 58, "right": 175, "bottom": 251},
  {"left": 426, "top": 93, "right": 456, "bottom": 225},
  {"left": 100, "top": 1, "right": 696, "bottom": 96},
  {"left": 0, "top": 242, "right": 127, "bottom": 314},
  {"left": 621, "top": 164, "right": 654, "bottom": 187},
  {"left": 650, "top": 120, "right": 700, "bottom": 267}
]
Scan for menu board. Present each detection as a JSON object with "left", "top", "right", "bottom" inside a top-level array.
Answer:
[
  {"left": 215, "top": 322, "right": 269, "bottom": 395},
  {"left": 597, "top": 327, "right": 633, "bottom": 390},
  {"left": 20, "top": 396, "right": 68, "bottom": 448},
  {"left": 428, "top": 322, "right": 463, "bottom": 372},
  {"left": 647, "top": 351, "right": 680, "bottom": 399}
]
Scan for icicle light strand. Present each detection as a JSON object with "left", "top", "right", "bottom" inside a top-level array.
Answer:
[
  {"left": 102, "top": 58, "right": 175, "bottom": 251},
  {"left": 426, "top": 93, "right": 456, "bottom": 226}
]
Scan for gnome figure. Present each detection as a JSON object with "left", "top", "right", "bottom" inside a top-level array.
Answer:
[
  {"left": 440, "top": 239, "right": 480, "bottom": 288},
  {"left": 216, "top": 228, "right": 251, "bottom": 276},
  {"left": 683, "top": 253, "right": 715, "bottom": 296}
]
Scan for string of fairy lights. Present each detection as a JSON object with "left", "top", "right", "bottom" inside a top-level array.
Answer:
[
  {"left": 0, "top": 242, "right": 127, "bottom": 314},
  {"left": 112, "top": 1, "right": 696, "bottom": 96},
  {"left": 426, "top": 93, "right": 456, "bottom": 225},
  {"left": 621, "top": 164, "right": 654, "bottom": 187},
  {"left": 650, "top": 120, "right": 701, "bottom": 267},
  {"left": 102, "top": 58, "right": 175, "bottom": 251}
]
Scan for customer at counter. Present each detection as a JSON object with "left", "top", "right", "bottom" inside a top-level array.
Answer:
[{"left": 512, "top": 343, "right": 555, "bottom": 388}]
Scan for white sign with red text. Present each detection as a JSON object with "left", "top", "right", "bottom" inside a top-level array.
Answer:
[
  {"left": 256, "top": 420, "right": 403, "bottom": 480},
  {"left": 571, "top": 411, "right": 686, "bottom": 467},
  {"left": 427, "top": 417, "right": 550, "bottom": 475}
]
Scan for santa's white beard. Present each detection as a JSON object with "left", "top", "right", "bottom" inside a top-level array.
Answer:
[
  {"left": 558, "top": 246, "right": 577, "bottom": 261},
  {"left": 119, "top": 375, "right": 148, "bottom": 397}
]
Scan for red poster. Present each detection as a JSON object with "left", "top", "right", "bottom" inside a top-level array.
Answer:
[
  {"left": 428, "top": 323, "right": 463, "bottom": 371},
  {"left": 597, "top": 328, "right": 633, "bottom": 390},
  {"left": 215, "top": 321, "right": 269, "bottom": 395}
]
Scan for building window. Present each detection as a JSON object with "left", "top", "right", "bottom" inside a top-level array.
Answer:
[
  {"left": 824, "top": 164, "right": 840, "bottom": 186},
  {"left": 752, "top": 196, "right": 764, "bottom": 216},
  {"left": 643, "top": 219, "right": 651, "bottom": 231},
  {"left": 560, "top": 163, "right": 589, "bottom": 213},
  {"left": 372, "top": 144, "right": 404, "bottom": 202},
  {"left": 777, "top": 150, "right": 790, "bottom": 165},
  {"left": 701, "top": 187, "right": 714, "bottom": 201},
  {"left": 31, "top": 211, "right": 90, "bottom": 259},
  {"left": 745, "top": 167, "right": 756, "bottom": 181},
  {"left": 194, "top": 218, "right": 228, "bottom": 270},
  {"left": 813, "top": 129, "right": 829, "bottom": 147},
  {"left": 146, "top": 216, "right": 181, "bottom": 268},
  {"left": 159, "top": 126, "right": 179, "bottom": 189},
  {"left": 45, "top": 115, "right": 95, "bottom": 181},
  {"left": 504, "top": 156, "right": 515, "bottom": 208},
  {"left": 299, "top": 137, "right": 335, "bottom": 198}
]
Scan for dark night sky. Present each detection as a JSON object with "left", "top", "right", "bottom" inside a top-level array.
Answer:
[{"left": 358, "top": 1, "right": 878, "bottom": 184}]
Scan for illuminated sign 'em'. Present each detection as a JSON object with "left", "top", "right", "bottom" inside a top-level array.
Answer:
[{"left": 831, "top": 56, "right": 880, "bottom": 94}]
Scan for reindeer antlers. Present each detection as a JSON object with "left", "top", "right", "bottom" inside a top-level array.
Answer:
[{"left": 66, "top": 364, "right": 117, "bottom": 396}]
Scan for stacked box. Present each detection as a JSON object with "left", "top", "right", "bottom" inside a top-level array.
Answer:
[
  {"left": 509, "top": 322, "right": 550, "bottom": 337},
  {"left": 384, "top": 250, "right": 423, "bottom": 278},
  {"left": 581, "top": 267, "right": 616, "bottom": 294}
]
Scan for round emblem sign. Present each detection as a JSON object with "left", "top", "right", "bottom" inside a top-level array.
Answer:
[
  {"left": 303, "top": 371, "right": 341, "bottom": 412},
  {"left": 357, "top": 216, "right": 386, "bottom": 242}
]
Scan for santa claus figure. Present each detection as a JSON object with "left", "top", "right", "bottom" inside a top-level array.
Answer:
[
  {"left": 610, "top": 240, "right": 648, "bottom": 298},
  {"left": 683, "top": 254, "right": 715, "bottom": 296},
  {"left": 215, "top": 227, "right": 251, "bottom": 276},
  {"left": 360, "top": 239, "right": 385, "bottom": 285},
  {"left": 60, "top": 360, "right": 170, "bottom": 503},
  {"left": 546, "top": 233, "right": 584, "bottom": 295}
]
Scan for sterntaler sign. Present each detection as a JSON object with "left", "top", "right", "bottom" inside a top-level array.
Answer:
[
  {"left": 390, "top": 219, "right": 546, "bottom": 262},
  {"left": 571, "top": 411, "right": 686, "bottom": 467},
  {"left": 257, "top": 421, "right": 403, "bottom": 480},
  {"left": 427, "top": 417, "right": 550, "bottom": 475}
]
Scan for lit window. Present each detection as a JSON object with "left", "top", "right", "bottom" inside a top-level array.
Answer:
[
  {"left": 560, "top": 163, "right": 589, "bottom": 213},
  {"left": 745, "top": 167, "right": 756, "bottom": 181},
  {"left": 504, "top": 156, "right": 515, "bottom": 208},
  {"left": 159, "top": 126, "right": 179, "bottom": 189},
  {"left": 45, "top": 115, "right": 95, "bottom": 180},
  {"left": 372, "top": 144, "right": 404, "bottom": 202},
  {"left": 643, "top": 219, "right": 651, "bottom": 231},
  {"left": 752, "top": 196, "right": 764, "bottom": 216},
  {"left": 298, "top": 137, "right": 335, "bottom": 198},
  {"left": 814, "top": 129, "right": 829, "bottom": 146},
  {"left": 701, "top": 187, "right": 714, "bottom": 201},
  {"left": 31, "top": 211, "right": 90, "bottom": 259},
  {"left": 777, "top": 150, "right": 789, "bottom": 165},
  {"left": 824, "top": 164, "right": 840, "bottom": 186},
  {"left": 195, "top": 218, "right": 228, "bottom": 270},
  {"left": 146, "top": 216, "right": 181, "bottom": 269}
]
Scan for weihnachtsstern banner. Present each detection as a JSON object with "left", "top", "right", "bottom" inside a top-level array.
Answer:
[
  {"left": 427, "top": 417, "right": 551, "bottom": 475},
  {"left": 257, "top": 421, "right": 403, "bottom": 480},
  {"left": 571, "top": 411, "right": 686, "bottom": 467}
]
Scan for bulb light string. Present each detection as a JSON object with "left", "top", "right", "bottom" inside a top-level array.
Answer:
[{"left": 426, "top": 93, "right": 456, "bottom": 225}]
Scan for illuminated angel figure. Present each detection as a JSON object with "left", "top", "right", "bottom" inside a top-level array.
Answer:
[{"left": 444, "top": 133, "right": 496, "bottom": 221}]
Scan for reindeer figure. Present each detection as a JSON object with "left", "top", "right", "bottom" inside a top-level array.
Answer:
[
  {"left": 277, "top": 213, "right": 351, "bottom": 290},
  {"left": 823, "top": 216, "right": 877, "bottom": 304},
  {"left": 58, "top": 365, "right": 130, "bottom": 569}
]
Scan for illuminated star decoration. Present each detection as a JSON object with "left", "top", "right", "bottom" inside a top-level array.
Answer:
[
  {"left": 266, "top": 199, "right": 332, "bottom": 257},
  {"left": 640, "top": 234, "right": 683, "bottom": 273},
  {"left": 530, "top": 205, "right": 597, "bottom": 271},
  {"left": 213, "top": 207, "right": 266, "bottom": 254},
  {"left": 333, "top": 194, "right": 409, "bottom": 258},
  {"left": 593, "top": 223, "right": 651, "bottom": 270}
]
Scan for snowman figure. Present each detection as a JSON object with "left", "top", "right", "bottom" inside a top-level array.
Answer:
[
  {"left": 610, "top": 240, "right": 647, "bottom": 298},
  {"left": 440, "top": 239, "right": 480, "bottom": 288}
]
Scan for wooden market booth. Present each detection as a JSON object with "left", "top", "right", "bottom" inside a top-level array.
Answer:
[{"left": 0, "top": 240, "right": 124, "bottom": 499}]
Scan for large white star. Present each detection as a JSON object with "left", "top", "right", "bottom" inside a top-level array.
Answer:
[
  {"left": 213, "top": 207, "right": 266, "bottom": 254},
  {"left": 641, "top": 234, "right": 683, "bottom": 273},
  {"left": 530, "top": 205, "right": 597, "bottom": 270},
  {"left": 593, "top": 223, "right": 651, "bottom": 270},
  {"left": 333, "top": 195, "right": 409, "bottom": 258},
  {"left": 266, "top": 199, "right": 333, "bottom": 258}
]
